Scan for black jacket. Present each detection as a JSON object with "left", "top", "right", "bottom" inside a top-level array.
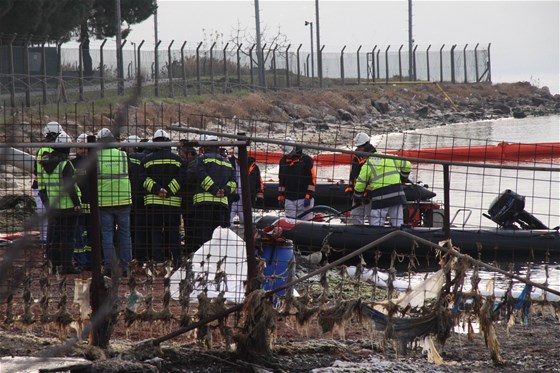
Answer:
[{"left": 278, "top": 152, "right": 316, "bottom": 201}]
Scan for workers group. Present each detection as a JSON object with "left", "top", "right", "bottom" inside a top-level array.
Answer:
[{"left": 34, "top": 123, "right": 264, "bottom": 277}]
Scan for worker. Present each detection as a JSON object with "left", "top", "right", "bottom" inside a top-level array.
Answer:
[
  {"left": 141, "top": 129, "right": 184, "bottom": 266},
  {"left": 191, "top": 135, "right": 236, "bottom": 251},
  {"left": 71, "top": 133, "right": 92, "bottom": 270},
  {"left": 178, "top": 144, "right": 198, "bottom": 254},
  {"left": 228, "top": 147, "right": 265, "bottom": 225},
  {"left": 96, "top": 127, "right": 132, "bottom": 278},
  {"left": 122, "top": 135, "right": 149, "bottom": 262},
  {"left": 346, "top": 132, "right": 377, "bottom": 224},
  {"left": 42, "top": 132, "right": 82, "bottom": 274},
  {"left": 353, "top": 143, "right": 412, "bottom": 227},
  {"left": 278, "top": 137, "right": 316, "bottom": 221},
  {"left": 34, "top": 121, "right": 64, "bottom": 244}
]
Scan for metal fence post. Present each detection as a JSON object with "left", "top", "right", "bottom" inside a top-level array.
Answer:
[
  {"left": 249, "top": 44, "right": 255, "bottom": 89},
  {"left": 463, "top": 44, "right": 468, "bottom": 83},
  {"left": 272, "top": 44, "right": 278, "bottom": 88},
  {"left": 372, "top": 45, "right": 377, "bottom": 83},
  {"left": 426, "top": 44, "right": 431, "bottom": 81},
  {"left": 137, "top": 40, "right": 144, "bottom": 96},
  {"left": 78, "top": 40, "right": 84, "bottom": 101},
  {"left": 99, "top": 39, "right": 107, "bottom": 98},
  {"left": 223, "top": 42, "right": 229, "bottom": 94},
  {"left": 340, "top": 45, "right": 346, "bottom": 85},
  {"left": 41, "top": 38, "right": 48, "bottom": 104},
  {"left": 487, "top": 43, "right": 492, "bottom": 82},
  {"left": 474, "top": 43, "right": 480, "bottom": 82},
  {"left": 398, "top": 45, "right": 403, "bottom": 82},
  {"left": 24, "top": 36, "right": 31, "bottom": 107},
  {"left": 385, "top": 45, "right": 391, "bottom": 83},
  {"left": 167, "top": 40, "right": 175, "bottom": 97},
  {"left": 376, "top": 48, "right": 380, "bottom": 80},
  {"left": 285, "top": 44, "right": 291, "bottom": 88},
  {"left": 356, "top": 45, "right": 362, "bottom": 85},
  {"left": 296, "top": 44, "right": 302, "bottom": 87},
  {"left": 8, "top": 34, "right": 16, "bottom": 108},
  {"left": 439, "top": 44, "right": 445, "bottom": 82},
  {"left": 450, "top": 44, "right": 457, "bottom": 84},
  {"left": 210, "top": 41, "right": 216, "bottom": 94},
  {"left": 196, "top": 42, "right": 202, "bottom": 95},
  {"left": 261, "top": 43, "right": 267, "bottom": 89},
  {"left": 236, "top": 43, "right": 242, "bottom": 89},
  {"left": 155, "top": 39, "right": 162, "bottom": 96},
  {"left": 412, "top": 45, "right": 418, "bottom": 81},
  {"left": 181, "top": 41, "right": 187, "bottom": 96}
]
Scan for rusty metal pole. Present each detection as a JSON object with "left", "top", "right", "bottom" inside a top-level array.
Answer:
[
  {"left": 412, "top": 45, "right": 418, "bottom": 81},
  {"left": 385, "top": 45, "right": 391, "bottom": 83},
  {"left": 154, "top": 39, "right": 162, "bottom": 96},
  {"left": 196, "top": 42, "right": 202, "bottom": 95},
  {"left": 285, "top": 44, "right": 291, "bottom": 88},
  {"left": 249, "top": 44, "right": 255, "bottom": 89},
  {"left": 24, "top": 35, "right": 31, "bottom": 107},
  {"left": 474, "top": 43, "right": 480, "bottom": 82},
  {"left": 450, "top": 44, "right": 457, "bottom": 84},
  {"left": 296, "top": 44, "right": 302, "bottom": 87},
  {"left": 168, "top": 40, "right": 175, "bottom": 97},
  {"left": 426, "top": 44, "right": 431, "bottom": 82},
  {"left": 41, "top": 38, "right": 48, "bottom": 104},
  {"left": 99, "top": 39, "right": 107, "bottom": 98},
  {"left": 443, "top": 164, "right": 451, "bottom": 239},
  {"left": 180, "top": 41, "right": 187, "bottom": 96},
  {"left": 222, "top": 42, "right": 229, "bottom": 94},
  {"left": 137, "top": 40, "right": 144, "bottom": 96},
  {"left": 340, "top": 45, "right": 346, "bottom": 85},
  {"left": 237, "top": 133, "right": 258, "bottom": 292},
  {"left": 439, "top": 44, "right": 445, "bottom": 82},
  {"left": 398, "top": 44, "right": 403, "bottom": 82},
  {"left": 463, "top": 44, "right": 468, "bottom": 83},
  {"left": 372, "top": 45, "right": 377, "bottom": 83},
  {"left": 356, "top": 45, "right": 362, "bottom": 85},
  {"left": 236, "top": 43, "right": 242, "bottom": 89},
  {"left": 210, "top": 41, "right": 216, "bottom": 94}
]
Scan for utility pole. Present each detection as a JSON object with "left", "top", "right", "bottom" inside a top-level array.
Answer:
[
  {"left": 408, "top": 0, "right": 414, "bottom": 81},
  {"left": 315, "top": 0, "right": 323, "bottom": 87},
  {"left": 254, "top": 0, "right": 266, "bottom": 89},
  {"left": 116, "top": 0, "right": 124, "bottom": 95}
]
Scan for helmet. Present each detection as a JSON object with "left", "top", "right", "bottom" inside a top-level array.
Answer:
[
  {"left": 97, "top": 127, "right": 114, "bottom": 139},
  {"left": 353, "top": 132, "right": 370, "bottom": 147},
  {"left": 124, "top": 135, "right": 142, "bottom": 143},
  {"left": 76, "top": 133, "right": 90, "bottom": 143},
  {"left": 153, "top": 129, "right": 170, "bottom": 142},
  {"left": 42, "top": 121, "right": 63, "bottom": 138},
  {"left": 55, "top": 132, "right": 73, "bottom": 143},
  {"left": 283, "top": 137, "right": 295, "bottom": 155}
]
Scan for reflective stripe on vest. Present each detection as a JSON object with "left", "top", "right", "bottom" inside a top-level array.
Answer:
[
  {"left": 193, "top": 192, "right": 228, "bottom": 206},
  {"left": 144, "top": 194, "right": 182, "bottom": 207},
  {"left": 97, "top": 148, "right": 131, "bottom": 207},
  {"left": 36, "top": 147, "right": 53, "bottom": 189}
]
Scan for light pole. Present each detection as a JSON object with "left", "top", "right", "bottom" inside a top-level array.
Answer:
[{"left": 305, "top": 21, "right": 314, "bottom": 83}]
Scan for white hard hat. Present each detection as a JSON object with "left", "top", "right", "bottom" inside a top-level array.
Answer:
[
  {"left": 153, "top": 129, "right": 170, "bottom": 141},
  {"left": 97, "top": 127, "right": 114, "bottom": 139},
  {"left": 283, "top": 137, "right": 295, "bottom": 155},
  {"left": 353, "top": 132, "right": 370, "bottom": 147},
  {"left": 76, "top": 133, "right": 90, "bottom": 143},
  {"left": 55, "top": 132, "right": 73, "bottom": 143},
  {"left": 124, "top": 135, "right": 142, "bottom": 143},
  {"left": 42, "top": 121, "right": 63, "bottom": 137}
]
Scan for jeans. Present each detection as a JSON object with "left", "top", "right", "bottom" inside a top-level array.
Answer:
[{"left": 100, "top": 206, "right": 132, "bottom": 272}]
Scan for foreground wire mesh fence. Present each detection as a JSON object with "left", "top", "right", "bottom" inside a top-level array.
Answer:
[{"left": 0, "top": 111, "right": 559, "bottom": 367}]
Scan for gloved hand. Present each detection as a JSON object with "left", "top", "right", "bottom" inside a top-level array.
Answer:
[
  {"left": 303, "top": 197, "right": 311, "bottom": 207},
  {"left": 158, "top": 188, "right": 168, "bottom": 198},
  {"left": 278, "top": 199, "right": 285, "bottom": 209},
  {"left": 255, "top": 197, "right": 264, "bottom": 208}
]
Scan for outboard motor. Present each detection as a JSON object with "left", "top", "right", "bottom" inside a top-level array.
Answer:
[{"left": 484, "top": 189, "right": 548, "bottom": 230}]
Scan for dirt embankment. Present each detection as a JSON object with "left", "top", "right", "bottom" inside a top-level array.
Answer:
[{"left": 162, "top": 81, "right": 559, "bottom": 133}]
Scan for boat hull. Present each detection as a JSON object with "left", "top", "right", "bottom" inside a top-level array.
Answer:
[{"left": 256, "top": 216, "right": 560, "bottom": 264}]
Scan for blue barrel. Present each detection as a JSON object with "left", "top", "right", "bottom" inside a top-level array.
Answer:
[{"left": 260, "top": 241, "right": 294, "bottom": 298}]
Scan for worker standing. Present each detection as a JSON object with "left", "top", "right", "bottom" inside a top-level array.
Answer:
[
  {"left": 96, "top": 128, "right": 132, "bottom": 278},
  {"left": 71, "top": 133, "right": 92, "bottom": 270},
  {"left": 228, "top": 148, "right": 265, "bottom": 225},
  {"left": 178, "top": 144, "right": 198, "bottom": 255},
  {"left": 123, "top": 135, "right": 149, "bottom": 263},
  {"left": 142, "top": 129, "right": 184, "bottom": 266},
  {"left": 278, "top": 137, "right": 316, "bottom": 221},
  {"left": 34, "top": 121, "right": 64, "bottom": 245},
  {"left": 42, "top": 132, "right": 82, "bottom": 274},
  {"left": 353, "top": 145, "right": 412, "bottom": 227},
  {"left": 346, "top": 132, "right": 377, "bottom": 224},
  {"left": 191, "top": 135, "right": 236, "bottom": 251}
]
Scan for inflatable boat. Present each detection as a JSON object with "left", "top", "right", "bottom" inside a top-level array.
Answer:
[{"left": 256, "top": 190, "right": 560, "bottom": 264}]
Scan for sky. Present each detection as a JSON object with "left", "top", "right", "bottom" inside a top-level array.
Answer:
[{"left": 128, "top": 0, "right": 559, "bottom": 94}]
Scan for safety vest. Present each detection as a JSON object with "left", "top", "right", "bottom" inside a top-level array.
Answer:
[
  {"left": 36, "top": 146, "right": 53, "bottom": 189},
  {"left": 73, "top": 167, "right": 90, "bottom": 213},
  {"left": 97, "top": 148, "right": 132, "bottom": 207},
  {"left": 43, "top": 160, "right": 81, "bottom": 210},
  {"left": 193, "top": 155, "right": 236, "bottom": 206},
  {"left": 354, "top": 153, "right": 411, "bottom": 208}
]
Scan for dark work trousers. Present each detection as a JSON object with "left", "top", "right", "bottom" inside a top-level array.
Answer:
[
  {"left": 131, "top": 201, "right": 150, "bottom": 262},
  {"left": 146, "top": 204, "right": 181, "bottom": 265},
  {"left": 191, "top": 204, "right": 230, "bottom": 252},
  {"left": 47, "top": 210, "right": 78, "bottom": 269},
  {"left": 73, "top": 213, "right": 91, "bottom": 269}
]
